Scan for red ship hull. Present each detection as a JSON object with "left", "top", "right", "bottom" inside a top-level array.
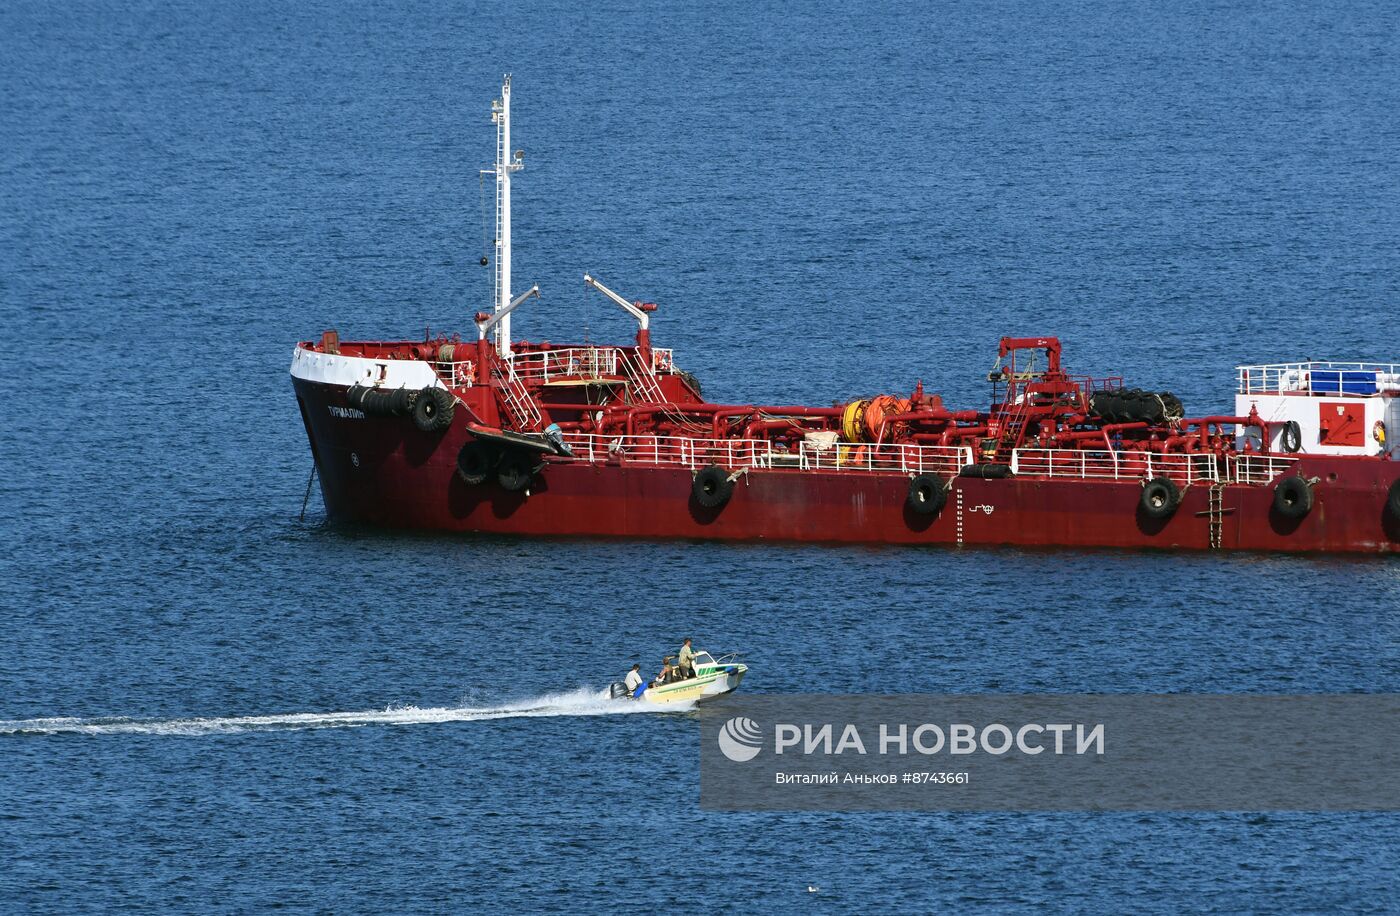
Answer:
[{"left": 294, "top": 379, "right": 1400, "bottom": 554}]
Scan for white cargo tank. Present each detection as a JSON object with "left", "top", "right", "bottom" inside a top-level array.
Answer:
[{"left": 1235, "top": 362, "right": 1399, "bottom": 457}]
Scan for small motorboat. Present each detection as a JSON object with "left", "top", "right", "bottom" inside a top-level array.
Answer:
[{"left": 609, "top": 651, "right": 748, "bottom": 705}]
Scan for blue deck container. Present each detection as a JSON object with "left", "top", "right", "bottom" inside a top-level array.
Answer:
[{"left": 1310, "top": 369, "right": 1378, "bottom": 395}]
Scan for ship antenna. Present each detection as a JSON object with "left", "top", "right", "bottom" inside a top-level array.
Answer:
[{"left": 484, "top": 74, "right": 525, "bottom": 357}]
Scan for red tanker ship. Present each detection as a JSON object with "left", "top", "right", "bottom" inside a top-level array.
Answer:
[{"left": 290, "top": 77, "right": 1400, "bottom": 555}]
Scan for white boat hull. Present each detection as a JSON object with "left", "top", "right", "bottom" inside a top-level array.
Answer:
[{"left": 639, "top": 667, "right": 746, "bottom": 705}]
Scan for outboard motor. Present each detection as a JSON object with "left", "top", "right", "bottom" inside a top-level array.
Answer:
[
  {"left": 544, "top": 422, "right": 573, "bottom": 457},
  {"left": 608, "top": 682, "right": 630, "bottom": 700}
]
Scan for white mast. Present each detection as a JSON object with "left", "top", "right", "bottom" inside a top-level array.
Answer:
[{"left": 488, "top": 74, "right": 524, "bottom": 357}]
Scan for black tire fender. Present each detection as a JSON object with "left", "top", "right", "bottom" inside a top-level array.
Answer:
[
  {"left": 456, "top": 441, "right": 496, "bottom": 486},
  {"left": 1388, "top": 479, "right": 1400, "bottom": 520},
  {"left": 906, "top": 474, "right": 946, "bottom": 515},
  {"left": 496, "top": 449, "right": 535, "bottom": 492},
  {"left": 1273, "top": 475, "right": 1313, "bottom": 519},
  {"left": 1280, "top": 420, "right": 1303, "bottom": 454},
  {"left": 412, "top": 386, "right": 454, "bottom": 433},
  {"left": 352, "top": 386, "right": 395, "bottom": 417},
  {"left": 1139, "top": 476, "right": 1181, "bottom": 519},
  {"left": 370, "top": 389, "right": 396, "bottom": 416},
  {"left": 959, "top": 463, "right": 1012, "bottom": 479},
  {"left": 692, "top": 465, "right": 734, "bottom": 508},
  {"left": 391, "top": 387, "right": 416, "bottom": 417}
]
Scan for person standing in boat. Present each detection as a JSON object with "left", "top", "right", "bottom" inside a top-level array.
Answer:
[{"left": 677, "top": 638, "right": 696, "bottom": 679}]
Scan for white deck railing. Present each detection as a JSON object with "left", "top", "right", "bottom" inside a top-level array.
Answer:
[
  {"left": 557, "top": 433, "right": 971, "bottom": 475},
  {"left": 510, "top": 347, "right": 620, "bottom": 382},
  {"left": 565, "top": 435, "right": 777, "bottom": 470},
  {"left": 795, "top": 442, "right": 973, "bottom": 476},
  {"left": 509, "top": 347, "right": 676, "bottom": 384},
  {"left": 1237, "top": 361, "right": 1400, "bottom": 396},
  {"left": 431, "top": 359, "right": 476, "bottom": 388},
  {"left": 551, "top": 433, "right": 1297, "bottom": 487},
  {"left": 1228, "top": 454, "right": 1300, "bottom": 485},
  {"left": 1010, "top": 449, "right": 1219, "bottom": 485},
  {"left": 1011, "top": 448, "right": 1302, "bottom": 486}
]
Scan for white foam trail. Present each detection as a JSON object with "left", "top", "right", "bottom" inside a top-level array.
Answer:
[{"left": 0, "top": 687, "right": 689, "bottom": 737}]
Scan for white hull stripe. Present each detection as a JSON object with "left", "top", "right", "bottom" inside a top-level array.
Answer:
[{"left": 290, "top": 346, "right": 441, "bottom": 390}]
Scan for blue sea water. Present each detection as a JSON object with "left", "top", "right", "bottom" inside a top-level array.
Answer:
[{"left": 3, "top": 0, "right": 1400, "bottom": 910}]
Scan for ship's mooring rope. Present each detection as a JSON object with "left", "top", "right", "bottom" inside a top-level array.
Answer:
[{"left": 299, "top": 462, "right": 319, "bottom": 522}]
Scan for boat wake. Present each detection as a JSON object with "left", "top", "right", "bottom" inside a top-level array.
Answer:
[{"left": 0, "top": 687, "right": 684, "bottom": 737}]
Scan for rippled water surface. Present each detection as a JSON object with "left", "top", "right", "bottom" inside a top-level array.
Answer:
[{"left": 4, "top": 0, "right": 1400, "bottom": 911}]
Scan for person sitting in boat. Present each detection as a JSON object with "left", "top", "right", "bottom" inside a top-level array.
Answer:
[
  {"left": 656, "top": 660, "right": 676, "bottom": 685},
  {"left": 624, "top": 663, "right": 644, "bottom": 697},
  {"left": 677, "top": 638, "right": 696, "bottom": 679}
]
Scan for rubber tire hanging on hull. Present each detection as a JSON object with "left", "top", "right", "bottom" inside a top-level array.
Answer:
[
  {"left": 348, "top": 384, "right": 408, "bottom": 418},
  {"left": 1389, "top": 479, "right": 1400, "bottom": 520},
  {"left": 959, "top": 463, "right": 1012, "bottom": 479},
  {"left": 392, "top": 387, "right": 416, "bottom": 417},
  {"left": 496, "top": 449, "right": 535, "bottom": 492},
  {"left": 1280, "top": 421, "right": 1303, "bottom": 454},
  {"left": 1139, "top": 477, "right": 1181, "bottom": 519},
  {"left": 1273, "top": 475, "right": 1313, "bottom": 519},
  {"left": 413, "top": 387, "right": 454, "bottom": 433},
  {"left": 906, "top": 474, "right": 946, "bottom": 515},
  {"left": 693, "top": 466, "right": 735, "bottom": 508},
  {"left": 456, "top": 441, "right": 496, "bottom": 486}
]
